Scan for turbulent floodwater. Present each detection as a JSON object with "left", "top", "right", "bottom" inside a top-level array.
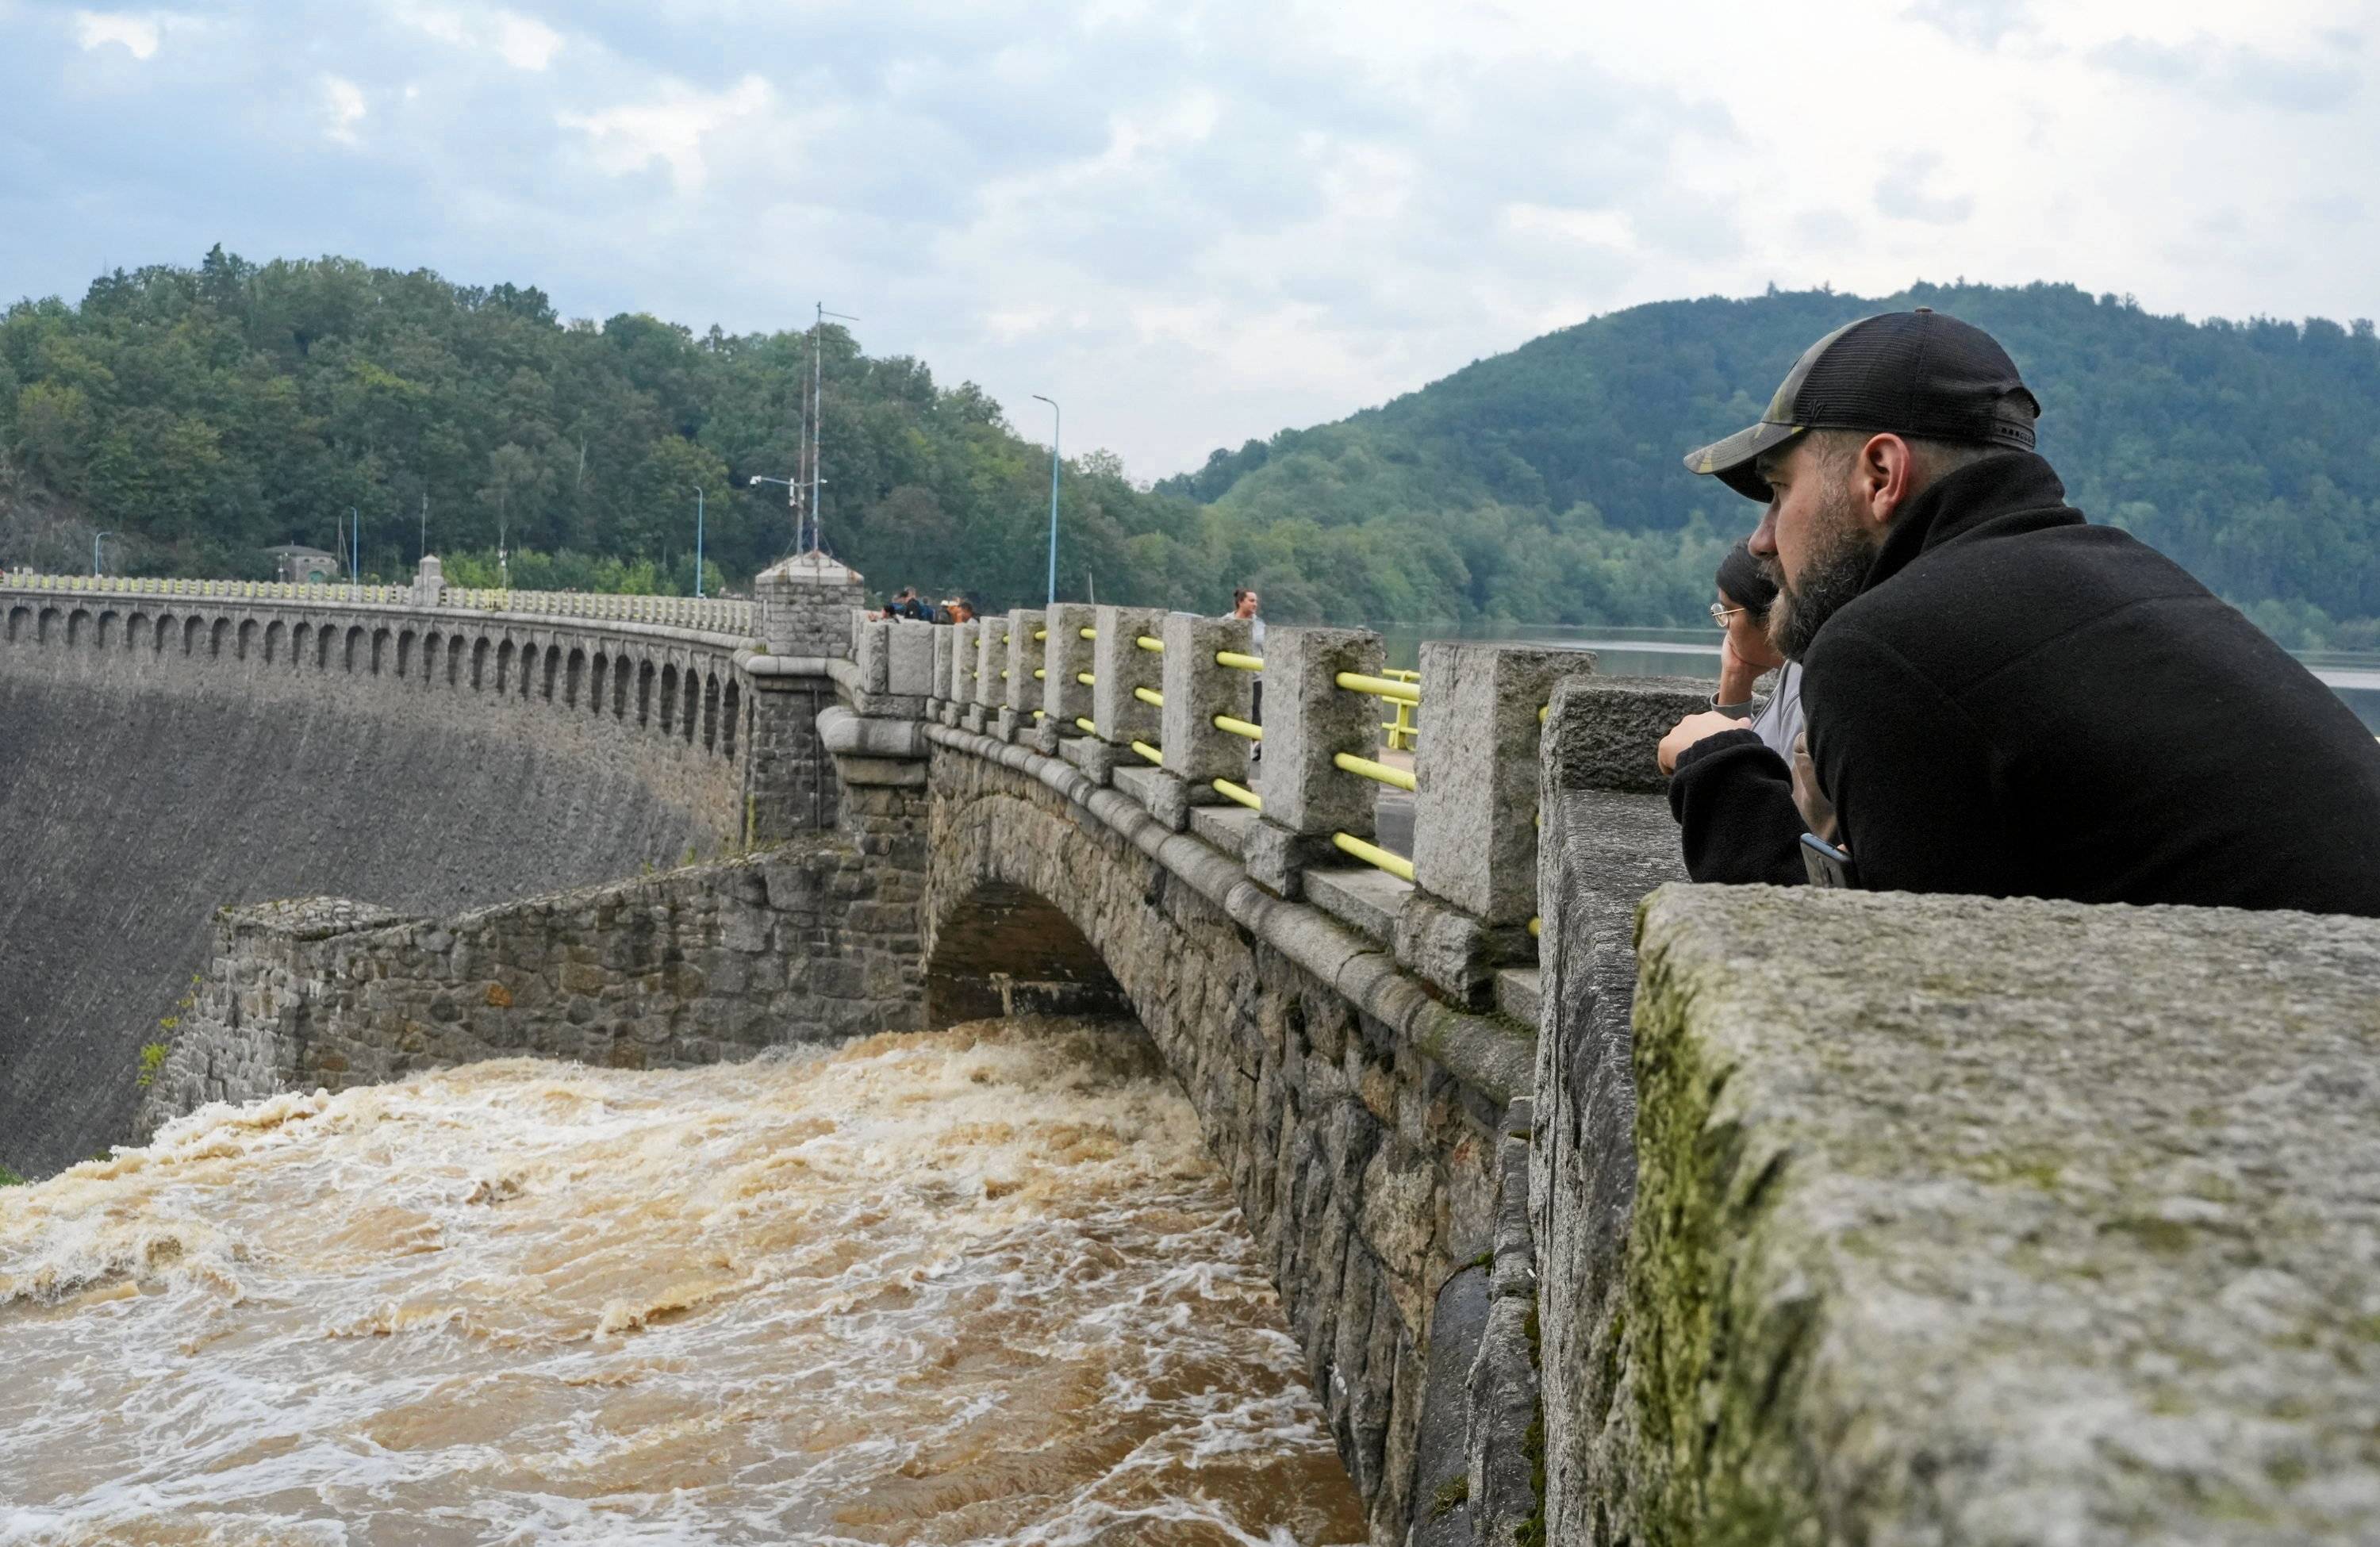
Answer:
[{"left": 0, "top": 1020, "right": 1366, "bottom": 1546}]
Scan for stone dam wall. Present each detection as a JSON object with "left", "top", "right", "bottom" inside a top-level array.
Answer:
[{"left": 0, "top": 596, "right": 749, "bottom": 1176}]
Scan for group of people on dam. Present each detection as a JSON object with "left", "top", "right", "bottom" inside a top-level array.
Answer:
[{"left": 1655, "top": 306, "right": 2380, "bottom": 916}]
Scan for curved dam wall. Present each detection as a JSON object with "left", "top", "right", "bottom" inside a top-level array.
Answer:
[{"left": 0, "top": 593, "right": 750, "bottom": 1177}]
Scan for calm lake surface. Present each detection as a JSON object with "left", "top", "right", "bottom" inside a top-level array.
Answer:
[{"left": 1380, "top": 624, "right": 2380, "bottom": 734}]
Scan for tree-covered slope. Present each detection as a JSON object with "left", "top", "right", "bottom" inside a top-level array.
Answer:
[{"left": 1164, "top": 282, "right": 2380, "bottom": 643}]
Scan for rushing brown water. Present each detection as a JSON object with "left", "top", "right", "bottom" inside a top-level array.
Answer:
[{"left": 0, "top": 1020, "right": 1367, "bottom": 1545}]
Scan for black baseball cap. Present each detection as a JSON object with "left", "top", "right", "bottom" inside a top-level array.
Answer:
[{"left": 1683, "top": 309, "right": 2041, "bottom": 501}]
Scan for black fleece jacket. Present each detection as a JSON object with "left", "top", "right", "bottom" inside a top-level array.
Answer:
[{"left": 1668, "top": 451, "right": 2380, "bottom": 916}]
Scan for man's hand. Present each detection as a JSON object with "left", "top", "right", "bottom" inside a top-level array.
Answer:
[
  {"left": 1716, "top": 633, "right": 1761, "bottom": 707},
  {"left": 1657, "top": 710, "right": 1748, "bottom": 776}
]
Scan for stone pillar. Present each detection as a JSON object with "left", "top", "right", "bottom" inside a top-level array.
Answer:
[
  {"left": 1398, "top": 643, "right": 1601, "bottom": 1004},
  {"left": 1141, "top": 612, "right": 1255, "bottom": 831},
  {"left": 857, "top": 618, "right": 893, "bottom": 695},
  {"left": 950, "top": 619, "right": 979, "bottom": 729},
  {"left": 928, "top": 624, "right": 954, "bottom": 720},
  {"left": 1091, "top": 606, "right": 1165, "bottom": 748},
  {"left": 881, "top": 623, "right": 935, "bottom": 718},
  {"left": 999, "top": 608, "right": 1045, "bottom": 743},
  {"left": 411, "top": 555, "right": 446, "bottom": 609},
  {"left": 756, "top": 551, "right": 865, "bottom": 660},
  {"left": 1245, "top": 626, "right": 1384, "bottom": 900},
  {"left": 972, "top": 614, "right": 1006, "bottom": 732},
  {"left": 1042, "top": 602, "right": 1100, "bottom": 766}
]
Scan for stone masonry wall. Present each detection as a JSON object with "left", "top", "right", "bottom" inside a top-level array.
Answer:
[
  {"left": 140, "top": 835, "right": 925, "bottom": 1131},
  {"left": 923, "top": 747, "right": 1508, "bottom": 1545}
]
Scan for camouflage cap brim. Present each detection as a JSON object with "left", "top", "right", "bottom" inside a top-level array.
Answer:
[{"left": 1682, "top": 420, "right": 1805, "bottom": 502}]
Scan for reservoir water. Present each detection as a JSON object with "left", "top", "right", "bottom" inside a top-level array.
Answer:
[{"left": 0, "top": 1020, "right": 1366, "bottom": 1546}]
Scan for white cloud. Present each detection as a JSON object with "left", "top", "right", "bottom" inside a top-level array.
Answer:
[
  {"left": 557, "top": 75, "right": 774, "bottom": 195},
  {"left": 322, "top": 74, "right": 366, "bottom": 144},
  {"left": 391, "top": 3, "right": 562, "bottom": 71},
  {"left": 72, "top": 10, "right": 159, "bottom": 59}
]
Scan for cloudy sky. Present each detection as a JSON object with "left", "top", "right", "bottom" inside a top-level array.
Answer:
[{"left": 2, "top": 0, "right": 2373, "bottom": 478}]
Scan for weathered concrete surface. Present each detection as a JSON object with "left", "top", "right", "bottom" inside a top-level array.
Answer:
[
  {"left": 1604, "top": 886, "right": 2380, "bottom": 1546},
  {"left": 0, "top": 635, "right": 743, "bottom": 1177}
]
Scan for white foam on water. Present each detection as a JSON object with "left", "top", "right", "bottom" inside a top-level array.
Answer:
[{"left": 0, "top": 1020, "right": 1368, "bottom": 1546}]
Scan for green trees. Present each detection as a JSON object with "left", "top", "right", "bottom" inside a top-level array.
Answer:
[{"left": 6, "top": 257, "right": 2379, "bottom": 636}]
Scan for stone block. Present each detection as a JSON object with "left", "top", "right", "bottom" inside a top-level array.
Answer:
[
  {"left": 1261, "top": 626, "right": 1384, "bottom": 838},
  {"left": 1189, "top": 803, "right": 1259, "bottom": 858},
  {"left": 1108, "top": 762, "right": 1173, "bottom": 821},
  {"left": 973, "top": 616, "right": 1006, "bottom": 709},
  {"left": 928, "top": 624, "right": 954, "bottom": 712},
  {"left": 1159, "top": 612, "right": 1257, "bottom": 784},
  {"left": 1243, "top": 820, "right": 1342, "bottom": 900},
  {"left": 1302, "top": 865, "right": 1412, "bottom": 946},
  {"left": 1040, "top": 602, "right": 1098, "bottom": 732},
  {"left": 1059, "top": 733, "right": 1125, "bottom": 786},
  {"left": 950, "top": 620, "right": 979, "bottom": 702},
  {"left": 1395, "top": 886, "right": 1534, "bottom": 1008},
  {"left": 1411, "top": 641, "right": 1597, "bottom": 927},
  {"left": 886, "top": 623, "right": 937, "bottom": 696},
  {"left": 1004, "top": 608, "right": 1046, "bottom": 712},
  {"left": 1540, "top": 673, "right": 1713, "bottom": 795},
  {"left": 1566, "top": 885, "right": 2380, "bottom": 1546},
  {"left": 857, "top": 619, "right": 893, "bottom": 693},
  {"left": 1091, "top": 605, "right": 1167, "bottom": 747}
]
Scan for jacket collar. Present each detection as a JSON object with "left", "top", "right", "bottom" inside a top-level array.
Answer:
[{"left": 1863, "top": 450, "right": 2080, "bottom": 594}]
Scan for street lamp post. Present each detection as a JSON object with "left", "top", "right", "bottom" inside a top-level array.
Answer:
[
  {"left": 348, "top": 507, "right": 362, "bottom": 593},
  {"left": 92, "top": 531, "right": 112, "bottom": 578},
  {"left": 747, "top": 474, "right": 799, "bottom": 555},
  {"left": 1031, "top": 395, "right": 1060, "bottom": 607},
  {"left": 690, "top": 485, "right": 706, "bottom": 597}
]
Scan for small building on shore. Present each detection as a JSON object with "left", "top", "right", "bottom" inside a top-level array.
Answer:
[{"left": 266, "top": 544, "right": 341, "bottom": 585}]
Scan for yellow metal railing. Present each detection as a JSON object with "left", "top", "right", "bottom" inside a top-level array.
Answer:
[
  {"left": 1130, "top": 740, "right": 1163, "bottom": 765},
  {"left": 1382, "top": 667, "right": 1420, "bottom": 751},
  {"left": 1133, "top": 685, "right": 1162, "bottom": 709},
  {"left": 1334, "top": 671, "right": 1419, "bottom": 704},
  {"left": 1075, "top": 716, "right": 1097, "bottom": 735},
  {"left": 1135, "top": 635, "right": 1164, "bottom": 653},
  {"left": 1076, "top": 671, "right": 1096, "bottom": 686},
  {"left": 1213, "top": 777, "right": 1262, "bottom": 811},
  {"left": 1213, "top": 713, "right": 1262, "bottom": 741},
  {"left": 1332, "top": 831, "right": 1415, "bottom": 883},
  {"left": 1334, "top": 750, "right": 1415, "bottom": 793},
  {"left": 1215, "top": 651, "right": 1264, "bottom": 672}
]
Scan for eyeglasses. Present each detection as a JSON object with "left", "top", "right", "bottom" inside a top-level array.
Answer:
[{"left": 1709, "top": 603, "right": 1745, "bottom": 628}]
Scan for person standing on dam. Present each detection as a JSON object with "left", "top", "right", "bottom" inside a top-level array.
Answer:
[{"left": 1656, "top": 307, "right": 2380, "bottom": 915}]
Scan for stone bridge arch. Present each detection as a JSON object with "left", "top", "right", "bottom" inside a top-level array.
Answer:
[{"left": 924, "top": 878, "right": 1130, "bottom": 1026}]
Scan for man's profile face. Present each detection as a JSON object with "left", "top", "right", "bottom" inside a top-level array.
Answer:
[
  {"left": 1749, "top": 438, "right": 1878, "bottom": 661},
  {"left": 1237, "top": 593, "right": 1259, "bottom": 618}
]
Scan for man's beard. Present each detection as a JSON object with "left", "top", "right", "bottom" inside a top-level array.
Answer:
[{"left": 1766, "top": 487, "right": 1878, "bottom": 662}]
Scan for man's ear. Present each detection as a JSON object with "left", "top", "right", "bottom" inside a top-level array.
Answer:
[{"left": 1855, "top": 433, "right": 1921, "bottom": 528}]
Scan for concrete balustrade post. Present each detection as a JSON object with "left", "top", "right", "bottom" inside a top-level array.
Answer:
[
  {"left": 1395, "top": 643, "right": 1601, "bottom": 1004},
  {"left": 1090, "top": 605, "right": 1168, "bottom": 809},
  {"left": 928, "top": 625, "right": 954, "bottom": 721},
  {"left": 853, "top": 619, "right": 932, "bottom": 719},
  {"left": 949, "top": 620, "right": 979, "bottom": 728},
  {"left": 1245, "top": 626, "right": 1384, "bottom": 900},
  {"left": 1042, "top": 602, "right": 1100, "bottom": 766},
  {"left": 969, "top": 615, "right": 1005, "bottom": 733},
  {"left": 998, "top": 608, "right": 1045, "bottom": 743},
  {"left": 1142, "top": 612, "right": 1255, "bottom": 831}
]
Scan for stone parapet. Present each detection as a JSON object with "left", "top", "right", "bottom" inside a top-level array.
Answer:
[
  {"left": 1577, "top": 887, "right": 2380, "bottom": 1546},
  {"left": 1038, "top": 602, "right": 1098, "bottom": 751},
  {"left": 1089, "top": 605, "right": 1166, "bottom": 750},
  {"left": 1247, "top": 626, "right": 1383, "bottom": 899},
  {"left": 754, "top": 551, "right": 864, "bottom": 659}
]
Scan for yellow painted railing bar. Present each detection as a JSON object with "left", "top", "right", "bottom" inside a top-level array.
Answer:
[
  {"left": 1133, "top": 685, "right": 1163, "bottom": 709},
  {"left": 1332, "top": 831, "right": 1415, "bottom": 882},
  {"left": 1212, "top": 714, "right": 1263, "bottom": 741},
  {"left": 1076, "top": 671, "right": 1096, "bottom": 686},
  {"left": 1384, "top": 667, "right": 1421, "bottom": 682},
  {"left": 1130, "top": 739, "right": 1163, "bottom": 765},
  {"left": 1334, "top": 750, "right": 1416, "bottom": 793},
  {"left": 1213, "top": 778, "right": 1262, "bottom": 811},
  {"left": 1538, "top": 703, "right": 1549, "bottom": 724},
  {"left": 1215, "top": 651, "right": 1265, "bottom": 672},
  {"left": 1033, "top": 667, "right": 1046, "bottom": 680},
  {"left": 999, "top": 669, "right": 1009, "bottom": 679},
  {"left": 1075, "top": 716, "right": 1098, "bottom": 736},
  {"left": 1079, "top": 627, "right": 1097, "bottom": 640},
  {"left": 1032, "top": 708, "right": 1046, "bottom": 719},
  {"left": 1034, "top": 628, "right": 1048, "bottom": 641},
  {"left": 1334, "top": 671, "right": 1420, "bottom": 704},
  {"left": 1134, "top": 635, "right": 1164, "bottom": 653},
  {"left": 1527, "top": 916, "right": 1541, "bottom": 938}
]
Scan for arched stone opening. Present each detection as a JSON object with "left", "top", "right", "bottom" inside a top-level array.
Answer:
[
  {"left": 264, "top": 619, "right": 286, "bottom": 666},
  {"left": 96, "top": 612, "right": 117, "bottom": 649},
  {"left": 236, "top": 618, "right": 258, "bottom": 661},
  {"left": 923, "top": 881, "right": 1131, "bottom": 1028}
]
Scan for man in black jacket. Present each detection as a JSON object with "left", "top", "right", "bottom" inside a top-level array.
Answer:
[{"left": 1661, "top": 308, "right": 2380, "bottom": 916}]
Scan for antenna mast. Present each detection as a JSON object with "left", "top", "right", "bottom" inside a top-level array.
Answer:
[{"left": 810, "top": 301, "right": 858, "bottom": 553}]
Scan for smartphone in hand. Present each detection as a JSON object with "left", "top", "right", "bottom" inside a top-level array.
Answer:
[{"left": 1799, "top": 833, "right": 1857, "bottom": 889}]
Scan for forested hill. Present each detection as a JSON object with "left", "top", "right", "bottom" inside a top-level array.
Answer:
[
  {"left": 6, "top": 257, "right": 2378, "bottom": 639},
  {"left": 0, "top": 248, "right": 1211, "bottom": 612},
  {"left": 1161, "top": 282, "right": 2380, "bottom": 647}
]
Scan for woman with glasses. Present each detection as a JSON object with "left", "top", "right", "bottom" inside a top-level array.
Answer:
[{"left": 1708, "top": 539, "right": 1803, "bottom": 762}]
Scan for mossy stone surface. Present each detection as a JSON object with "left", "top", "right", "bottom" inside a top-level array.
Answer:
[{"left": 1618, "top": 885, "right": 2380, "bottom": 1545}]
